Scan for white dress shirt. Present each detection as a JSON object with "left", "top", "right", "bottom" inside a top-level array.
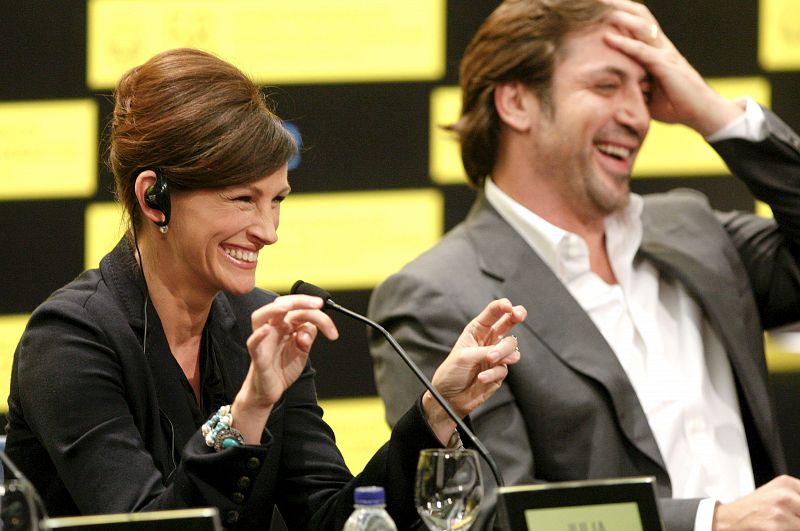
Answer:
[{"left": 484, "top": 98, "right": 768, "bottom": 530}]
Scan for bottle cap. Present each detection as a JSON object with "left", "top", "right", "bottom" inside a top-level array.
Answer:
[{"left": 354, "top": 486, "right": 386, "bottom": 505}]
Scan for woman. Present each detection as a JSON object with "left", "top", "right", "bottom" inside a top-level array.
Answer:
[{"left": 4, "top": 48, "right": 525, "bottom": 529}]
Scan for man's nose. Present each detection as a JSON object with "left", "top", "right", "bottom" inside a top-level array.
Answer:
[{"left": 616, "top": 89, "right": 650, "bottom": 139}]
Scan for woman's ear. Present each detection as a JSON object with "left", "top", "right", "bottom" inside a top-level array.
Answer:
[
  {"left": 134, "top": 170, "right": 168, "bottom": 227},
  {"left": 494, "top": 81, "right": 539, "bottom": 133}
]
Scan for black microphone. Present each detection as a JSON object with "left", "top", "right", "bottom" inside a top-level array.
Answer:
[{"left": 290, "top": 280, "right": 505, "bottom": 487}]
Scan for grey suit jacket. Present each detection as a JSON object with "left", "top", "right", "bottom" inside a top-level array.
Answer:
[{"left": 369, "top": 109, "right": 800, "bottom": 531}]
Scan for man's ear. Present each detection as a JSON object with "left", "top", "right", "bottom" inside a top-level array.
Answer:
[{"left": 494, "top": 81, "right": 539, "bottom": 133}]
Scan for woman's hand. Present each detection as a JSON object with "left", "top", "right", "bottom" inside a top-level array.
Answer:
[
  {"left": 233, "top": 295, "right": 338, "bottom": 443},
  {"left": 422, "top": 298, "right": 526, "bottom": 444}
]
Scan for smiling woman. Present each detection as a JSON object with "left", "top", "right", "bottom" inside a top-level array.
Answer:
[
  {"left": 150, "top": 174, "right": 289, "bottom": 301},
  {"left": 3, "top": 48, "right": 526, "bottom": 530}
]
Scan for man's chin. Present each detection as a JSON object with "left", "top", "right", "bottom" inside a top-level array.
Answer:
[{"left": 591, "top": 188, "right": 630, "bottom": 216}]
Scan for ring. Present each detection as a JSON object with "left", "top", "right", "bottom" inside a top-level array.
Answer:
[{"left": 648, "top": 23, "right": 659, "bottom": 42}]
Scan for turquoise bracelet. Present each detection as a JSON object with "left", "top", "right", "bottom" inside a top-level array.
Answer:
[{"left": 202, "top": 405, "right": 246, "bottom": 452}]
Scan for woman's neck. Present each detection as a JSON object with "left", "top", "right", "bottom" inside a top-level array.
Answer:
[{"left": 136, "top": 234, "right": 213, "bottom": 402}]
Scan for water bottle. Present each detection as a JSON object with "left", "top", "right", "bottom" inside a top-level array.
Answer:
[{"left": 343, "top": 486, "right": 398, "bottom": 531}]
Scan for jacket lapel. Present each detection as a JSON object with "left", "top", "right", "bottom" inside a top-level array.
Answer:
[
  {"left": 207, "top": 295, "right": 251, "bottom": 403},
  {"left": 639, "top": 213, "right": 777, "bottom": 462},
  {"left": 101, "top": 239, "right": 199, "bottom": 449},
  {"left": 465, "top": 196, "right": 667, "bottom": 471},
  {"left": 102, "top": 238, "right": 221, "bottom": 448},
  {"left": 141, "top": 301, "right": 201, "bottom": 448},
  {"left": 142, "top": 287, "right": 257, "bottom": 446}
]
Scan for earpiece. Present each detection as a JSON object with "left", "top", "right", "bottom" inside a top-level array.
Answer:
[{"left": 144, "top": 170, "right": 171, "bottom": 228}]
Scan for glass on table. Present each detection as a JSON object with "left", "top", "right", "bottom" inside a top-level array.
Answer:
[{"left": 415, "top": 448, "right": 482, "bottom": 531}]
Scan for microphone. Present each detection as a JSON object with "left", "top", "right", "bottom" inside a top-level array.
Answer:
[{"left": 290, "top": 280, "right": 506, "bottom": 487}]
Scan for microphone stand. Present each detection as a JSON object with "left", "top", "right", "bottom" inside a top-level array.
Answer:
[{"left": 321, "top": 297, "right": 506, "bottom": 488}]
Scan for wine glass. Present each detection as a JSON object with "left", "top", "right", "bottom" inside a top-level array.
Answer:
[{"left": 415, "top": 448, "right": 482, "bottom": 531}]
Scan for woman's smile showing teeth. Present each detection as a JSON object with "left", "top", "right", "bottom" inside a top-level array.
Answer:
[{"left": 223, "top": 246, "right": 258, "bottom": 264}]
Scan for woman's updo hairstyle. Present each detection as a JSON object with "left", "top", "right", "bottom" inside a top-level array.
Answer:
[{"left": 109, "top": 48, "right": 296, "bottom": 229}]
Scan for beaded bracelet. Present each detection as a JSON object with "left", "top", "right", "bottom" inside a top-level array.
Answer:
[{"left": 202, "top": 405, "right": 246, "bottom": 452}]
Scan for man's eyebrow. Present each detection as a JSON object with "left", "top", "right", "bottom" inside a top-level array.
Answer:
[
  {"left": 586, "top": 66, "right": 651, "bottom": 85},
  {"left": 586, "top": 65, "right": 623, "bottom": 77}
]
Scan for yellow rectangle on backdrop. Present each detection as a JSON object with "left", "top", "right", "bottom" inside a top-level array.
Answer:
[
  {"left": 257, "top": 188, "right": 444, "bottom": 292},
  {"left": 0, "top": 314, "right": 30, "bottom": 412},
  {"left": 759, "top": 0, "right": 800, "bottom": 71},
  {"left": 319, "top": 396, "right": 391, "bottom": 474},
  {"left": 0, "top": 100, "right": 98, "bottom": 200},
  {"left": 87, "top": 0, "right": 446, "bottom": 89},
  {"left": 429, "top": 86, "right": 465, "bottom": 185},
  {"left": 766, "top": 332, "right": 800, "bottom": 372},
  {"left": 85, "top": 202, "right": 126, "bottom": 269},
  {"left": 85, "top": 189, "right": 444, "bottom": 292},
  {"left": 633, "top": 77, "right": 771, "bottom": 177}
]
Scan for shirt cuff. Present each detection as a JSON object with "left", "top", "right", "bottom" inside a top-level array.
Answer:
[
  {"left": 705, "top": 97, "right": 767, "bottom": 143},
  {"left": 693, "top": 498, "right": 717, "bottom": 531},
  {"left": 447, "top": 430, "right": 465, "bottom": 449}
]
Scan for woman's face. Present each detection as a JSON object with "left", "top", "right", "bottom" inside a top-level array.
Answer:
[{"left": 165, "top": 164, "right": 290, "bottom": 297}]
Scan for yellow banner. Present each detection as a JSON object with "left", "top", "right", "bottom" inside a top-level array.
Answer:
[
  {"left": 87, "top": 0, "right": 446, "bottom": 89},
  {"left": 0, "top": 100, "right": 97, "bottom": 200},
  {"left": 429, "top": 86, "right": 463, "bottom": 185},
  {"left": 84, "top": 188, "right": 444, "bottom": 292},
  {"left": 759, "top": 0, "right": 800, "bottom": 71},
  {"left": 319, "top": 397, "right": 390, "bottom": 473},
  {"left": 257, "top": 188, "right": 444, "bottom": 292},
  {"left": 634, "top": 77, "right": 771, "bottom": 177},
  {"left": 766, "top": 332, "right": 800, "bottom": 373},
  {"left": 0, "top": 314, "right": 30, "bottom": 412},
  {"left": 85, "top": 202, "right": 126, "bottom": 269}
]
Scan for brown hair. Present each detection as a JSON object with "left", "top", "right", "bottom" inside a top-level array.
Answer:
[
  {"left": 109, "top": 48, "right": 296, "bottom": 229},
  {"left": 452, "top": 0, "right": 612, "bottom": 187}
]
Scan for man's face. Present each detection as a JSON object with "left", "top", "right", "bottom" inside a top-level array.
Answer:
[{"left": 529, "top": 22, "right": 651, "bottom": 220}]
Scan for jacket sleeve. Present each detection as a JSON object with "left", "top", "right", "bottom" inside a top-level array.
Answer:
[
  {"left": 368, "top": 269, "right": 537, "bottom": 530},
  {"left": 13, "top": 295, "right": 270, "bottom": 519},
  {"left": 275, "top": 366, "right": 443, "bottom": 531},
  {"left": 713, "top": 107, "right": 800, "bottom": 329}
]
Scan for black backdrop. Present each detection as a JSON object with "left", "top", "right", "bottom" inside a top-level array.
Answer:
[{"left": 2, "top": 0, "right": 800, "bottom": 472}]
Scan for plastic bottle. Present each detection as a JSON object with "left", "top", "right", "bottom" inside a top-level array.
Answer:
[{"left": 342, "top": 486, "right": 398, "bottom": 531}]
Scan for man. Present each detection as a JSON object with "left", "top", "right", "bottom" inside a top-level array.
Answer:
[{"left": 369, "top": 0, "right": 800, "bottom": 529}]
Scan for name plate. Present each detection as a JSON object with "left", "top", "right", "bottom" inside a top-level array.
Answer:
[{"left": 497, "top": 477, "right": 664, "bottom": 531}]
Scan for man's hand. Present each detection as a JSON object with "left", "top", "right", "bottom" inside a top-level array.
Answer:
[
  {"left": 601, "top": 0, "right": 744, "bottom": 136},
  {"left": 713, "top": 475, "right": 800, "bottom": 530}
]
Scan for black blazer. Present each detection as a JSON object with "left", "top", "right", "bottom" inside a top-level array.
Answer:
[
  {"left": 6, "top": 239, "right": 439, "bottom": 530},
  {"left": 369, "top": 108, "right": 800, "bottom": 531}
]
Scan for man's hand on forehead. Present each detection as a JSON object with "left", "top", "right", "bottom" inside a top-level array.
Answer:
[
  {"left": 602, "top": 0, "right": 662, "bottom": 46},
  {"left": 598, "top": 0, "right": 742, "bottom": 134}
]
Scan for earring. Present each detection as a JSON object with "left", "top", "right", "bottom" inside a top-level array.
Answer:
[{"left": 159, "top": 225, "right": 169, "bottom": 234}]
